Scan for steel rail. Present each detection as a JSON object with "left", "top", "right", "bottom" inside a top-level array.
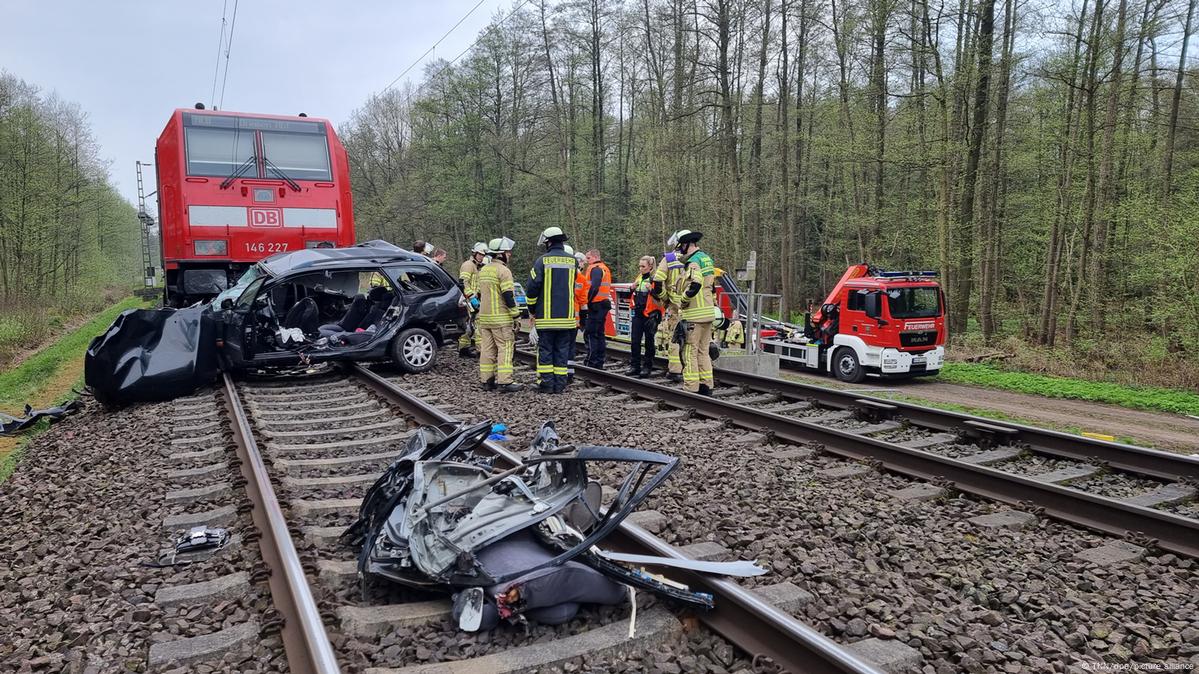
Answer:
[
  {"left": 222, "top": 373, "right": 342, "bottom": 674},
  {"left": 351, "top": 363, "right": 884, "bottom": 674},
  {"left": 600, "top": 343, "right": 1199, "bottom": 482},
  {"left": 512, "top": 352, "right": 1199, "bottom": 559}
]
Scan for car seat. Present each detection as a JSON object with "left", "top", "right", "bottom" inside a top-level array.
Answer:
[
  {"left": 282, "top": 297, "right": 320, "bottom": 337},
  {"left": 319, "top": 294, "right": 370, "bottom": 337}
]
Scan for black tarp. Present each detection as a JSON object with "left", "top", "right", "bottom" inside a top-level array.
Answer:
[
  {"left": 0, "top": 400, "right": 83, "bottom": 436},
  {"left": 84, "top": 307, "right": 220, "bottom": 405}
]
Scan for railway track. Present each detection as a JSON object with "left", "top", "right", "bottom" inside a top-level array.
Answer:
[
  {"left": 169, "top": 365, "right": 891, "bottom": 673},
  {"left": 514, "top": 344, "right": 1199, "bottom": 559}
]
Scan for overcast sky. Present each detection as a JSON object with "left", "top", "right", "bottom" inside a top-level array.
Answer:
[{"left": 0, "top": 0, "right": 504, "bottom": 207}]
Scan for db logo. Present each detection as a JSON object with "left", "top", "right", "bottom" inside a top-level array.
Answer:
[{"left": 249, "top": 208, "right": 282, "bottom": 227}]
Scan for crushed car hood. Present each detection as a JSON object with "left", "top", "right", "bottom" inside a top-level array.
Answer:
[{"left": 84, "top": 306, "right": 220, "bottom": 405}]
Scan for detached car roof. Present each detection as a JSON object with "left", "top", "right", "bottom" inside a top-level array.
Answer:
[{"left": 261, "top": 240, "right": 429, "bottom": 276}]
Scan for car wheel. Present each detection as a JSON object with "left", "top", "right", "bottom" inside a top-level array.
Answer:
[
  {"left": 833, "top": 347, "right": 865, "bottom": 383},
  {"left": 392, "top": 328, "right": 437, "bottom": 373}
]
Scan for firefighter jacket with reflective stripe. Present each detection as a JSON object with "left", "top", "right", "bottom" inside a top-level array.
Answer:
[
  {"left": 526, "top": 246, "right": 578, "bottom": 329},
  {"left": 678, "top": 250, "right": 716, "bottom": 322},
  {"left": 477, "top": 260, "right": 519, "bottom": 327},
  {"left": 459, "top": 258, "right": 480, "bottom": 298},
  {"left": 652, "top": 254, "right": 685, "bottom": 308},
  {"left": 630, "top": 272, "right": 662, "bottom": 318},
  {"left": 585, "top": 261, "right": 612, "bottom": 305}
]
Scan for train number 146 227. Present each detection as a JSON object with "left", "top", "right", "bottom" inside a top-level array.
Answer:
[{"left": 245, "top": 242, "right": 288, "bottom": 254}]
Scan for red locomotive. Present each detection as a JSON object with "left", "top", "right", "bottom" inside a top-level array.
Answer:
[{"left": 155, "top": 106, "right": 356, "bottom": 306}]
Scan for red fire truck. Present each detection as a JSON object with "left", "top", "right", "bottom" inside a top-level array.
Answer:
[
  {"left": 760, "top": 264, "right": 946, "bottom": 382},
  {"left": 155, "top": 106, "right": 356, "bottom": 306}
]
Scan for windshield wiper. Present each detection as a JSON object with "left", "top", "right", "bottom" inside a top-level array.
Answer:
[
  {"left": 262, "top": 156, "right": 301, "bottom": 192},
  {"left": 219, "top": 155, "right": 258, "bottom": 189}
]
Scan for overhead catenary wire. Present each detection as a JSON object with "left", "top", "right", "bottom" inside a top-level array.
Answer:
[
  {"left": 218, "top": 0, "right": 241, "bottom": 110},
  {"left": 386, "top": 0, "right": 532, "bottom": 106},
  {"left": 209, "top": 0, "right": 229, "bottom": 108},
  {"left": 379, "top": 0, "right": 492, "bottom": 94}
]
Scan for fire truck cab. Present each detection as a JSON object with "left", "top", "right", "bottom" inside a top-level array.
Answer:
[{"left": 761, "top": 265, "right": 946, "bottom": 383}]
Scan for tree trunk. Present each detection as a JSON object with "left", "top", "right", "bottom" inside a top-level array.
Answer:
[{"left": 950, "top": 0, "right": 995, "bottom": 337}]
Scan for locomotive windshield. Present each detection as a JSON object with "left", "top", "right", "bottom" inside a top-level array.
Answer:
[
  {"left": 185, "top": 126, "right": 256, "bottom": 177},
  {"left": 886, "top": 286, "right": 940, "bottom": 319},
  {"left": 182, "top": 113, "right": 331, "bottom": 181},
  {"left": 261, "top": 131, "right": 331, "bottom": 181}
]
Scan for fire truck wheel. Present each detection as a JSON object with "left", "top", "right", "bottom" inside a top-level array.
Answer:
[
  {"left": 833, "top": 347, "right": 865, "bottom": 383},
  {"left": 392, "top": 328, "right": 438, "bottom": 373}
]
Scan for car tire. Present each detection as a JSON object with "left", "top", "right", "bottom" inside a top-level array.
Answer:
[
  {"left": 833, "top": 347, "right": 866, "bottom": 383},
  {"left": 392, "top": 328, "right": 438, "bottom": 373}
]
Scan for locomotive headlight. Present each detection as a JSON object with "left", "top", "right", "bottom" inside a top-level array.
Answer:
[{"left": 194, "top": 240, "right": 228, "bottom": 256}]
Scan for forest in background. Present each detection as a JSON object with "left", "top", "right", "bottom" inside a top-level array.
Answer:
[
  {"left": 339, "top": 0, "right": 1199, "bottom": 386},
  {"left": 0, "top": 72, "right": 141, "bottom": 365}
]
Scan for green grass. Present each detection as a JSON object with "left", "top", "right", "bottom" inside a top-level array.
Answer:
[
  {"left": 939, "top": 361, "right": 1199, "bottom": 417},
  {"left": 0, "top": 296, "right": 145, "bottom": 410},
  {"left": 1, "top": 297, "right": 148, "bottom": 485}
]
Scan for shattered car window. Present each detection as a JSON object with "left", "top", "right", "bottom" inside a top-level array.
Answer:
[{"left": 214, "top": 264, "right": 265, "bottom": 307}]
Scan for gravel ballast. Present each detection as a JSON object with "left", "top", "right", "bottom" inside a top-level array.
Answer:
[
  {"left": 384, "top": 350, "right": 1199, "bottom": 672},
  {"left": 0, "top": 393, "right": 286, "bottom": 673}
]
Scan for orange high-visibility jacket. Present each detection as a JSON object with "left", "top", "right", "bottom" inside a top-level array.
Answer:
[{"left": 584, "top": 261, "right": 612, "bottom": 304}]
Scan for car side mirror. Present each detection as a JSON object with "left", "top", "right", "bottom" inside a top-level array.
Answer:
[{"left": 864, "top": 292, "right": 882, "bottom": 319}]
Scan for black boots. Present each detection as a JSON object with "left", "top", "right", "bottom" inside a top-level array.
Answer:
[
  {"left": 497, "top": 383, "right": 523, "bottom": 393},
  {"left": 481, "top": 379, "right": 496, "bottom": 391},
  {"left": 666, "top": 372, "right": 682, "bottom": 383},
  {"left": 459, "top": 346, "right": 478, "bottom": 358},
  {"left": 698, "top": 384, "right": 713, "bottom": 396}
]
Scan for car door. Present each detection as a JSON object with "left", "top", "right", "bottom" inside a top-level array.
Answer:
[{"left": 218, "top": 275, "right": 268, "bottom": 367}]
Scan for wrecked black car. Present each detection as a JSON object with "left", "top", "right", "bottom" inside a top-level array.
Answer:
[
  {"left": 343, "top": 421, "right": 764, "bottom": 632},
  {"left": 85, "top": 241, "right": 467, "bottom": 404}
]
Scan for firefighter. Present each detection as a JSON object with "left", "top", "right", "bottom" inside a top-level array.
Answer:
[
  {"left": 652, "top": 233, "right": 687, "bottom": 383},
  {"left": 627, "top": 256, "right": 662, "bottom": 378},
  {"left": 476, "top": 237, "right": 522, "bottom": 392},
  {"left": 458, "top": 242, "right": 487, "bottom": 357},
  {"left": 581, "top": 249, "right": 612, "bottom": 368},
  {"left": 526, "top": 227, "right": 578, "bottom": 394},
  {"left": 673, "top": 230, "right": 717, "bottom": 395}
]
